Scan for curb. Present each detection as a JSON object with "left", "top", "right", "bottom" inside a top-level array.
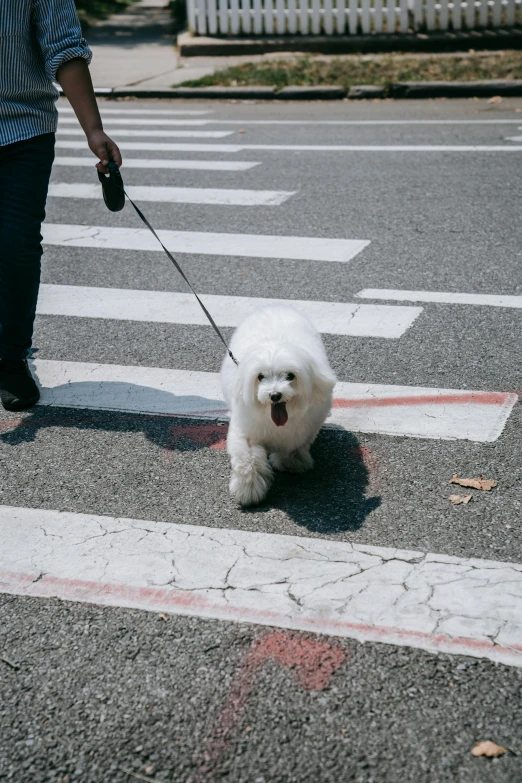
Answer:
[
  {"left": 277, "top": 85, "right": 346, "bottom": 99},
  {"left": 392, "top": 78, "right": 522, "bottom": 98},
  {"left": 88, "top": 79, "right": 522, "bottom": 100},
  {"left": 111, "top": 85, "right": 277, "bottom": 99},
  {"left": 348, "top": 85, "right": 386, "bottom": 99},
  {"left": 177, "top": 29, "right": 522, "bottom": 57}
]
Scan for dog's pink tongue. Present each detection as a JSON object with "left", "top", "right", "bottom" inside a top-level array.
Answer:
[{"left": 271, "top": 402, "right": 288, "bottom": 427}]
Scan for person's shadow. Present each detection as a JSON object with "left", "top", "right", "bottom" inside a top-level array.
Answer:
[{"left": 1, "top": 380, "right": 380, "bottom": 536}]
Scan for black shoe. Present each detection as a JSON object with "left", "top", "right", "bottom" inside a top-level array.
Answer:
[{"left": 0, "top": 360, "right": 40, "bottom": 411}]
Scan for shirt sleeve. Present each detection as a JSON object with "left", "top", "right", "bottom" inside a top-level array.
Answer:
[{"left": 32, "top": 0, "right": 93, "bottom": 83}]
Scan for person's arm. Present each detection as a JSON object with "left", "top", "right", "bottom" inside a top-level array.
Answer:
[
  {"left": 32, "top": 0, "right": 121, "bottom": 173},
  {"left": 56, "top": 58, "right": 122, "bottom": 173}
]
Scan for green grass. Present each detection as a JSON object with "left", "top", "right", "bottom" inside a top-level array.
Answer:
[
  {"left": 74, "top": 0, "right": 138, "bottom": 28},
  {"left": 177, "top": 51, "right": 522, "bottom": 90}
]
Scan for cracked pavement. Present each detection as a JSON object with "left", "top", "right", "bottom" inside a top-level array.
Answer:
[{"left": 2, "top": 505, "right": 522, "bottom": 667}]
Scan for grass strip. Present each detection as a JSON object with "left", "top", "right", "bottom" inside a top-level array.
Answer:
[{"left": 177, "top": 51, "right": 522, "bottom": 90}]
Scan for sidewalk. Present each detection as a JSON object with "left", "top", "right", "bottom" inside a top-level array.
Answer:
[
  {"left": 86, "top": 0, "right": 182, "bottom": 88},
  {"left": 83, "top": 0, "right": 350, "bottom": 90},
  {"left": 86, "top": 0, "right": 261, "bottom": 88}
]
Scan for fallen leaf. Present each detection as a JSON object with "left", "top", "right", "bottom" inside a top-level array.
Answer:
[
  {"left": 487, "top": 96, "right": 502, "bottom": 104},
  {"left": 471, "top": 740, "right": 508, "bottom": 757},
  {"left": 158, "top": 613, "right": 169, "bottom": 622},
  {"left": 449, "top": 474, "right": 497, "bottom": 491},
  {"left": 449, "top": 494, "right": 472, "bottom": 505}
]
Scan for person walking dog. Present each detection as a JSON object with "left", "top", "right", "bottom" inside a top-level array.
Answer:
[{"left": 0, "top": 0, "right": 122, "bottom": 410}]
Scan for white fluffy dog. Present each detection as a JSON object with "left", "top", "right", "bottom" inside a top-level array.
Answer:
[{"left": 220, "top": 306, "right": 337, "bottom": 506}]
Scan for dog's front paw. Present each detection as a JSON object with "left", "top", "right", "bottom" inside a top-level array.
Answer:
[
  {"left": 230, "top": 468, "right": 272, "bottom": 506},
  {"left": 229, "top": 445, "right": 273, "bottom": 506}
]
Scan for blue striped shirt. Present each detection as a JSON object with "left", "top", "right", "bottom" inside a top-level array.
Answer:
[{"left": 0, "top": 0, "right": 92, "bottom": 146}]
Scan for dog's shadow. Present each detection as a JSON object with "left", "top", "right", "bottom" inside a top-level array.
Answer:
[
  {"left": 1, "top": 385, "right": 380, "bottom": 535},
  {"left": 248, "top": 428, "right": 381, "bottom": 534}
]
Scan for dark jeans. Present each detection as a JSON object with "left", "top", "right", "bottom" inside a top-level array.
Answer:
[{"left": 0, "top": 132, "right": 55, "bottom": 361}]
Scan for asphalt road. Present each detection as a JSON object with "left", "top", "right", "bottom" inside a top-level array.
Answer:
[{"left": 1, "top": 97, "right": 521, "bottom": 783}]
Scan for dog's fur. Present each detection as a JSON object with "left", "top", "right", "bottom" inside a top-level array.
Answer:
[{"left": 220, "top": 306, "right": 336, "bottom": 506}]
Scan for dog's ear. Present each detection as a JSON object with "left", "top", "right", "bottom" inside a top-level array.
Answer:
[
  {"left": 310, "top": 359, "right": 337, "bottom": 405},
  {"left": 242, "top": 369, "right": 257, "bottom": 406},
  {"left": 233, "top": 357, "right": 257, "bottom": 405}
]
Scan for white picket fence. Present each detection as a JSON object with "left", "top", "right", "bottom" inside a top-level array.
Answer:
[{"left": 187, "top": 0, "right": 521, "bottom": 35}]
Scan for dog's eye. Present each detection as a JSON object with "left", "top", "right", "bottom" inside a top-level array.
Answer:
[
  {"left": 257, "top": 374, "right": 264, "bottom": 381},
  {"left": 286, "top": 373, "right": 295, "bottom": 381}
]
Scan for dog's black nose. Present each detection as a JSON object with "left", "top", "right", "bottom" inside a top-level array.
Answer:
[{"left": 270, "top": 392, "right": 282, "bottom": 402}]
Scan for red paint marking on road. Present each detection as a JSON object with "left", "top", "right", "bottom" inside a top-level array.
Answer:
[
  {"left": 1, "top": 570, "right": 521, "bottom": 667},
  {"left": 347, "top": 445, "right": 381, "bottom": 492},
  {"left": 0, "top": 420, "right": 22, "bottom": 433},
  {"left": 166, "top": 423, "right": 227, "bottom": 451},
  {"left": 193, "top": 631, "right": 345, "bottom": 781},
  {"left": 332, "top": 391, "right": 514, "bottom": 409}
]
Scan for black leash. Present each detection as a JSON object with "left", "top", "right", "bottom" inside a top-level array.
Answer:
[{"left": 98, "top": 160, "right": 239, "bottom": 366}]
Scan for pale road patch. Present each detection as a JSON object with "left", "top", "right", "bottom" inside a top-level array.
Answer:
[
  {"left": 47, "top": 183, "right": 296, "bottom": 207},
  {"left": 1, "top": 505, "right": 521, "bottom": 667},
  {"left": 58, "top": 107, "right": 213, "bottom": 116},
  {"left": 56, "top": 128, "right": 234, "bottom": 139},
  {"left": 58, "top": 117, "right": 214, "bottom": 127},
  {"left": 53, "top": 157, "right": 261, "bottom": 172},
  {"left": 357, "top": 289, "right": 522, "bottom": 308},
  {"left": 41, "top": 224, "right": 370, "bottom": 263},
  {"left": 37, "top": 284, "right": 423, "bottom": 338},
  {"left": 239, "top": 144, "right": 522, "bottom": 152},
  {"left": 54, "top": 109, "right": 522, "bottom": 124},
  {"left": 52, "top": 140, "right": 522, "bottom": 154},
  {"left": 31, "top": 359, "right": 517, "bottom": 442}
]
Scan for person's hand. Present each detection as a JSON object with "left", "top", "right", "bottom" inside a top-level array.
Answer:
[{"left": 87, "top": 129, "right": 122, "bottom": 173}]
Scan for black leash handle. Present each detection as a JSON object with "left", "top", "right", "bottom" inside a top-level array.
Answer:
[{"left": 99, "top": 161, "right": 239, "bottom": 366}]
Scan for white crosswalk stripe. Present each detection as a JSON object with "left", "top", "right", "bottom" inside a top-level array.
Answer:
[
  {"left": 32, "top": 359, "right": 516, "bottom": 442},
  {"left": 57, "top": 128, "right": 235, "bottom": 139},
  {"left": 58, "top": 117, "right": 214, "bottom": 126},
  {"left": 47, "top": 183, "right": 296, "bottom": 206},
  {"left": 58, "top": 107, "right": 213, "bottom": 116},
  {"left": 42, "top": 224, "right": 370, "bottom": 263},
  {"left": 53, "top": 156, "right": 261, "bottom": 171},
  {"left": 2, "top": 505, "right": 521, "bottom": 667},
  {"left": 357, "top": 288, "right": 522, "bottom": 308},
  {"left": 55, "top": 138, "right": 522, "bottom": 153},
  {"left": 55, "top": 140, "right": 245, "bottom": 152},
  {"left": 54, "top": 108, "right": 522, "bottom": 124},
  {"left": 37, "top": 284, "right": 423, "bottom": 338}
]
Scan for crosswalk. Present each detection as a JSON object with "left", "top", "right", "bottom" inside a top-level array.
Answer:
[{"left": 2, "top": 104, "right": 520, "bottom": 667}]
